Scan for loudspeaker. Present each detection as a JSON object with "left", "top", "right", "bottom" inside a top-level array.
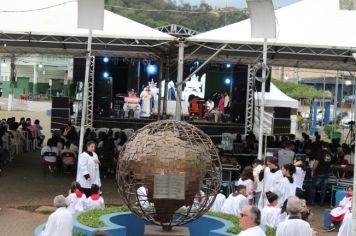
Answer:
[
  {"left": 273, "top": 118, "right": 291, "bottom": 135},
  {"left": 51, "top": 97, "right": 70, "bottom": 130},
  {"left": 231, "top": 65, "right": 248, "bottom": 123},
  {"left": 274, "top": 107, "right": 291, "bottom": 118},
  {"left": 95, "top": 77, "right": 113, "bottom": 116}
]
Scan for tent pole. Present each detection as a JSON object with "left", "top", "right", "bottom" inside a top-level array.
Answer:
[
  {"left": 322, "top": 71, "right": 326, "bottom": 125},
  {"left": 353, "top": 92, "right": 356, "bottom": 234},
  {"left": 257, "top": 38, "right": 268, "bottom": 160},
  {"left": 333, "top": 71, "right": 339, "bottom": 126},
  {"left": 79, "top": 29, "right": 92, "bottom": 154},
  {"left": 157, "top": 60, "right": 163, "bottom": 120},
  {"left": 175, "top": 41, "right": 185, "bottom": 121}
]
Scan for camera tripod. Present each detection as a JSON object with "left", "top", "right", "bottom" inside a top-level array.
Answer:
[{"left": 345, "top": 122, "right": 355, "bottom": 145}]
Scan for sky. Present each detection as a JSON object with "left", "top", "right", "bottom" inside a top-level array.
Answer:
[{"left": 181, "top": 0, "right": 301, "bottom": 8}]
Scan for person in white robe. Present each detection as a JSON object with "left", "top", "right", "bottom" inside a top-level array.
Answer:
[
  {"left": 330, "top": 185, "right": 353, "bottom": 230},
  {"left": 337, "top": 212, "right": 352, "bottom": 236},
  {"left": 276, "top": 196, "right": 313, "bottom": 236},
  {"left": 220, "top": 185, "right": 248, "bottom": 216},
  {"left": 65, "top": 181, "right": 86, "bottom": 215},
  {"left": 137, "top": 186, "right": 150, "bottom": 208},
  {"left": 261, "top": 191, "right": 280, "bottom": 228},
  {"left": 236, "top": 167, "right": 254, "bottom": 204},
  {"left": 238, "top": 205, "right": 265, "bottom": 236},
  {"left": 252, "top": 159, "right": 263, "bottom": 205},
  {"left": 40, "top": 195, "right": 73, "bottom": 236},
  {"left": 85, "top": 184, "right": 105, "bottom": 210},
  {"left": 76, "top": 141, "right": 101, "bottom": 197},
  {"left": 293, "top": 158, "right": 306, "bottom": 198},
  {"left": 140, "top": 87, "right": 152, "bottom": 117},
  {"left": 274, "top": 164, "right": 297, "bottom": 208},
  {"left": 208, "top": 191, "right": 226, "bottom": 212},
  {"left": 258, "top": 157, "right": 283, "bottom": 209}
]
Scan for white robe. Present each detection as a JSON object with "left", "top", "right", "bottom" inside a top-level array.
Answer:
[
  {"left": 337, "top": 213, "right": 352, "bottom": 236},
  {"left": 330, "top": 195, "right": 352, "bottom": 219},
  {"left": 220, "top": 193, "right": 248, "bottom": 216},
  {"left": 253, "top": 165, "right": 263, "bottom": 193},
  {"left": 85, "top": 195, "right": 105, "bottom": 210},
  {"left": 140, "top": 90, "right": 152, "bottom": 117},
  {"left": 258, "top": 168, "right": 283, "bottom": 209},
  {"left": 293, "top": 167, "right": 306, "bottom": 189},
  {"left": 209, "top": 193, "right": 226, "bottom": 212},
  {"left": 137, "top": 186, "right": 150, "bottom": 208},
  {"left": 238, "top": 226, "right": 266, "bottom": 236},
  {"left": 76, "top": 152, "right": 101, "bottom": 189},
  {"left": 236, "top": 178, "right": 254, "bottom": 202},
  {"left": 40, "top": 207, "right": 73, "bottom": 236},
  {"left": 276, "top": 218, "right": 313, "bottom": 236},
  {"left": 261, "top": 205, "right": 281, "bottom": 228},
  {"left": 273, "top": 177, "right": 297, "bottom": 208},
  {"left": 65, "top": 192, "right": 87, "bottom": 215}
]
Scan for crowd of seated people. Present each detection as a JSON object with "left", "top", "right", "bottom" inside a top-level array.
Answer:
[
  {"left": 0, "top": 117, "right": 45, "bottom": 175},
  {"left": 41, "top": 121, "right": 128, "bottom": 178}
]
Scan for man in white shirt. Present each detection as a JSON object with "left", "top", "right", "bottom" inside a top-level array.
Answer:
[
  {"left": 40, "top": 195, "right": 73, "bottom": 236},
  {"left": 276, "top": 196, "right": 313, "bottom": 236},
  {"left": 252, "top": 159, "right": 263, "bottom": 204},
  {"left": 238, "top": 205, "right": 265, "bottom": 236}
]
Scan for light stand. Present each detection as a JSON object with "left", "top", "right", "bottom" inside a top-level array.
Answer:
[{"left": 246, "top": 0, "right": 276, "bottom": 160}]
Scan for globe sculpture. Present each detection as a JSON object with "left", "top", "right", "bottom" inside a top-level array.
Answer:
[{"left": 117, "top": 120, "right": 222, "bottom": 231}]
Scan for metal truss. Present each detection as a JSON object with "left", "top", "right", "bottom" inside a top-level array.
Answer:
[
  {"left": 156, "top": 24, "right": 199, "bottom": 37},
  {"left": 0, "top": 32, "right": 172, "bottom": 59},
  {"left": 245, "top": 65, "right": 255, "bottom": 134},
  {"left": 86, "top": 56, "right": 95, "bottom": 129},
  {"left": 185, "top": 42, "right": 356, "bottom": 71}
]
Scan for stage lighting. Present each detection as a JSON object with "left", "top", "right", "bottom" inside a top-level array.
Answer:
[
  {"left": 1, "top": 60, "right": 6, "bottom": 67},
  {"left": 103, "top": 72, "right": 109, "bottom": 78},
  {"left": 226, "top": 64, "right": 231, "bottom": 69},
  {"left": 146, "top": 63, "right": 158, "bottom": 76},
  {"left": 38, "top": 63, "right": 43, "bottom": 68},
  {"left": 225, "top": 78, "right": 231, "bottom": 85},
  {"left": 103, "top": 57, "right": 109, "bottom": 63}
]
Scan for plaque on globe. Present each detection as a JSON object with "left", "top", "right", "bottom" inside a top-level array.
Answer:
[{"left": 117, "top": 120, "right": 222, "bottom": 231}]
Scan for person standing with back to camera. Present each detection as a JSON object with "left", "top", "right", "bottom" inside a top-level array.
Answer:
[{"left": 76, "top": 141, "right": 101, "bottom": 197}]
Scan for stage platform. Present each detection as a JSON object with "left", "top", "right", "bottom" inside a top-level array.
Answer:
[{"left": 93, "top": 117, "right": 245, "bottom": 143}]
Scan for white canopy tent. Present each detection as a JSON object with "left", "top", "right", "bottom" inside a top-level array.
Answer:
[
  {"left": 0, "top": 0, "right": 176, "bottom": 57},
  {"left": 255, "top": 83, "right": 298, "bottom": 109},
  {"left": 186, "top": 0, "right": 356, "bottom": 71}
]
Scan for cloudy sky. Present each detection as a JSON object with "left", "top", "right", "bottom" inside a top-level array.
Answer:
[{"left": 182, "top": 0, "right": 301, "bottom": 8}]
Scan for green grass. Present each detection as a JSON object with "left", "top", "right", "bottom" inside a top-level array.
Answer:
[
  {"left": 76, "top": 206, "right": 129, "bottom": 228},
  {"left": 205, "top": 211, "right": 241, "bottom": 234},
  {"left": 77, "top": 207, "right": 276, "bottom": 236}
]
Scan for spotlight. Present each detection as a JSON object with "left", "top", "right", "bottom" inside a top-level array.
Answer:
[
  {"left": 1, "top": 60, "right": 6, "bottom": 67},
  {"left": 103, "top": 57, "right": 109, "bottom": 63},
  {"left": 38, "top": 63, "right": 43, "bottom": 68},
  {"left": 146, "top": 63, "right": 158, "bottom": 76},
  {"left": 226, "top": 64, "right": 231, "bottom": 69},
  {"left": 103, "top": 72, "right": 109, "bottom": 78},
  {"left": 225, "top": 78, "right": 231, "bottom": 85},
  {"left": 345, "top": 80, "right": 352, "bottom": 86}
]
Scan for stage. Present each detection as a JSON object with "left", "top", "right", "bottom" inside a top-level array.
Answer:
[{"left": 93, "top": 117, "right": 244, "bottom": 143}]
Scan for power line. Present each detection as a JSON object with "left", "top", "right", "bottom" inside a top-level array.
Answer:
[{"left": 0, "top": 0, "right": 75, "bottom": 13}]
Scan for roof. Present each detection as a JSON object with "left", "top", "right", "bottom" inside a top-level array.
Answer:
[
  {"left": 255, "top": 83, "right": 299, "bottom": 109},
  {"left": 0, "top": 0, "right": 176, "bottom": 57},
  {"left": 185, "top": 0, "right": 356, "bottom": 71}
]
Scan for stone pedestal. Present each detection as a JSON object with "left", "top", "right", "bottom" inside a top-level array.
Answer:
[{"left": 144, "top": 225, "right": 190, "bottom": 236}]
